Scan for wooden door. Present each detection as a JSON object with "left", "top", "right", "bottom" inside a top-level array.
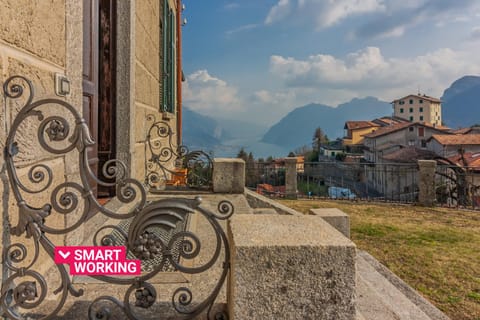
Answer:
[
  {"left": 97, "top": 0, "right": 117, "bottom": 197},
  {"left": 83, "top": 0, "right": 99, "bottom": 198}
]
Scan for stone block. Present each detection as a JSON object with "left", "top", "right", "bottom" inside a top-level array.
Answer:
[
  {"left": 228, "top": 215, "right": 356, "bottom": 320},
  {"left": 6, "top": 58, "right": 73, "bottom": 167},
  {"left": 135, "top": 0, "right": 160, "bottom": 48},
  {"left": 285, "top": 157, "right": 298, "bottom": 199},
  {"left": 213, "top": 158, "right": 245, "bottom": 194},
  {"left": 309, "top": 208, "right": 350, "bottom": 238},
  {"left": 418, "top": 160, "right": 436, "bottom": 207},
  {"left": 135, "top": 104, "right": 147, "bottom": 143},
  {"left": 0, "top": 0, "right": 66, "bottom": 66},
  {"left": 135, "top": 15, "right": 160, "bottom": 80},
  {"left": 133, "top": 143, "right": 147, "bottom": 181},
  {"left": 253, "top": 208, "right": 278, "bottom": 214},
  {"left": 135, "top": 62, "right": 160, "bottom": 109}
]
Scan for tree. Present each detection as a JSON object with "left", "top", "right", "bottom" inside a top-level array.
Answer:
[
  {"left": 312, "top": 127, "right": 329, "bottom": 152},
  {"left": 294, "top": 145, "right": 312, "bottom": 156},
  {"left": 247, "top": 152, "right": 255, "bottom": 165},
  {"left": 237, "top": 147, "right": 248, "bottom": 162}
]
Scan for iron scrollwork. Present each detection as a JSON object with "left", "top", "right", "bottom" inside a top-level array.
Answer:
[
  {"left": 0, "top": 76, "right": 233, "bottom": 319},
  {"left": 145, "top": 115, "right": 213, "bottom": 191}
]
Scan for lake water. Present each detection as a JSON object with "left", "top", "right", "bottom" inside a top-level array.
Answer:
[{"left": 191, "top": 138, "right": 291, "bottom": 159}]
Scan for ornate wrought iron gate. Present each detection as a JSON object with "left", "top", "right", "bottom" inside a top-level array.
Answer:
[
  {"left": 435, "top": 164, "right": 480, "bottom": 209},
  {"left": 0, "top": 76, "right": 232, "bottom": 319}
]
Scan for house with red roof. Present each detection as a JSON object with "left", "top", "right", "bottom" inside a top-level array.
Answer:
[
  {"left": 428, "top": 134, "right": 480, "bottom": 158},
  {"left": 363, "top": 122, "right": 450, "bottom": 163}
]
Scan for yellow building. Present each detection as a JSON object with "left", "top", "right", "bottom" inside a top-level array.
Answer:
[
  {"left": 392, "top": 94, "right": 442, "bottom": 126},
  {"left": 343, "top": 121, "right": 380, "bottom": 146}
]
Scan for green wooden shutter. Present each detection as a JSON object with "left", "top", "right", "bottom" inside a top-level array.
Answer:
[
  {"left": 162, "top": 0, "right": 168, "bottom": 112},
  {"left": 161, "top": 1, "right": 176, "bottom": 113}
]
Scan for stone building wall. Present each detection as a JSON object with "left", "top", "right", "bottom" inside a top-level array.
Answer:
[
  {"left": 0, "top": 0, "right": 83, "bottom": 275},
  {"left": 132, "top": 0, "right": 178, "bottom": 183},
  {"left": 0, "top": 0, "right": 181, "bottom": 269}
]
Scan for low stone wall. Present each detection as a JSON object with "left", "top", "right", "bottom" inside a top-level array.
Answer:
[
  {"left": 244, "top": 189, "right": 300, "bottom": 215},
  {"left": 309, "top": 208, "right": 350, "bottom": 238},
  {"left": 228, "top": 214, "right": 356, "bottom": 319},
  {"left": 213, "top": 158, "right": 245, "bottom": 194}
]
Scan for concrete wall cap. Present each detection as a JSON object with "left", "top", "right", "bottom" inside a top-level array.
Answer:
[
  {"left": 229, "top": 214, "right": 355, "bottom": 248},
  {"left": 214, "top": 158, "right": 245, "bottom": 164},
  {"left": 309, "top": 208, "right": 349, "bottom": 217}
]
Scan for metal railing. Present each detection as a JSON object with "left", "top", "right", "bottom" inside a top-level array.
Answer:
[
  {"left": 144, "top": 116, "right": 213, "bottom": 191},
  {"left": 247, "top": 161, "right": 420, "bottom": 203},
  {"left": 300, "top": 162, "right": 419, "bottom": 202},
  {"left": 0, "top": 75, "right": 232, "bottom": 319},
  {"left": 248, "top": 160, "right": 480, "bottom": 209},
  {"left": 435, "top": 164, "right": 480, "bottom": 209}
]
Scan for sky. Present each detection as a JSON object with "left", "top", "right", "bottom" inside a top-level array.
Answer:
[{"left": 181, "top": 0, "right": 480, "bottom": 126}]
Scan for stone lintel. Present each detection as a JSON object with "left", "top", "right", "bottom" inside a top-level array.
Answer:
[
  {"left": 228, "top": 214, "right": 356, "bottom": 320},
  {"left": 213, "top": 158, "right": 245, "bottom": 194},
  {"left": 309, "top": 208, "right": 350, "bottom": 238}
]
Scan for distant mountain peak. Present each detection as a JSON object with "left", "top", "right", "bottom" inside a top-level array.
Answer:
[
  {"left": 442, "top": 75, "right": 480, "bottom": 102},
  {"left": 441, "top": 75, "right": 480, "bottom": 128},
  {"left": 261, "top": 97, "right": 391, "bottom": 149}
]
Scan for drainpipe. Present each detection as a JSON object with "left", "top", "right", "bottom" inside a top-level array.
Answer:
[{"left": 176, "top": 0, "right": 183, "bottom": 146}]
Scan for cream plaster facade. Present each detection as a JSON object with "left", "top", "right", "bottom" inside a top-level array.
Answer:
[
  {"left": 392, "top": 94, "right": 442, "bottom": 126},
  {"left": 343, "top": 126, "right": 379, "bottom": 146}
]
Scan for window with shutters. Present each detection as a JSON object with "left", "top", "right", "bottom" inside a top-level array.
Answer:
[{"left": 162, "top": 0, "right": 176, "bottom": 113}]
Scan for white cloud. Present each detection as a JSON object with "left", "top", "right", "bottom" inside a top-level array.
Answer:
[
  {"left": 224, "top": 3, "right": 240, "bottom": 10},
  {"left": 354, "top": 0, "right": 480, "bottom": 39},
  {"left": 225, "top": 24, "right": 259, "bottom": 37},
  {"left": 270, "top": 47, "right": 480, "bottom": 101},
  {"left": 265, "top": 0, "right": 385, "bottom": 30},
  {"left": 471, "top": 26, "right": 480, "bottom": 40},
  {"left": 265, "top": 0, "right": 292, "bottom": 25},
  {"left": 183, "top": 70, "right": 241, "bottom": 115},
  {"left": 253, "top": 89, "right": 296, "bottom": 106}
]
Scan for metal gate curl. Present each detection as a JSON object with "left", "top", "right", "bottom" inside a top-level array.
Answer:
[{"left": 0, "top": 76, "right": 233, "bottom": 319}]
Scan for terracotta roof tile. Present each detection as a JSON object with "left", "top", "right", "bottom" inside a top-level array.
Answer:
[
  {"left": 363, "top": 122, "right": 412, "bottom": 138},
  {"left": 453, "top": 128, "right": 472, "bottom": 134},
  {"left": 447, "top": 152, "right": 480, "bottom": 169},
  {"left": 381, "top": 147, "right": 437, "bottom": 163},
  {"left": 431, "top": 134, "right": 480, "bottom": 145},
  {"left": 344, "top": 121, "right": 380, "bottom": 130},
  {"left": 364, "top": 122, "right": 450, "bottom": 139},
  {"left": 372, "top": 117, "right": 409, "bottom": 127},
  {"left": 392, "top": 94, "right": 441, "bottom": 103}
]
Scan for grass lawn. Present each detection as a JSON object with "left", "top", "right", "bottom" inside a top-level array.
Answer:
[{"left": 279, "top": 199, "right": 480, "bottom": 320}]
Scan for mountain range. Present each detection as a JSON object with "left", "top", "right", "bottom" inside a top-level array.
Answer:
[
  {"left": 442, "top": 75, "right": 480, "bottom": 129},
  {"left": 182, "top": 75, "right": 480, "bottom": 157},
  {"left": 261, "top": 97, "right": 391, "bottom": 149}
]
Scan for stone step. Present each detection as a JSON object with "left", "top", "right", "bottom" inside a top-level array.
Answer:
[
  {"left": 356, "top": 251, "right": 450, "bottom": 320},
  {"left": 148, "top": 192, "right": 255, "bottom": 215}
]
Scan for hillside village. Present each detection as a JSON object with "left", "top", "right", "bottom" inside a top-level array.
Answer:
[{"left": 252, "top": 92, "right": 480, "bottom": 206}]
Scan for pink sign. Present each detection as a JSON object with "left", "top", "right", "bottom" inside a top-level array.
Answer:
[{"left": 54, "top": 246, "right": 141, "bottom": 276}]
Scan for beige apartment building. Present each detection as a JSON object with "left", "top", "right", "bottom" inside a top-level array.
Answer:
[{"left": 392, "top": 94, "right": 442, "bottom": 126}]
